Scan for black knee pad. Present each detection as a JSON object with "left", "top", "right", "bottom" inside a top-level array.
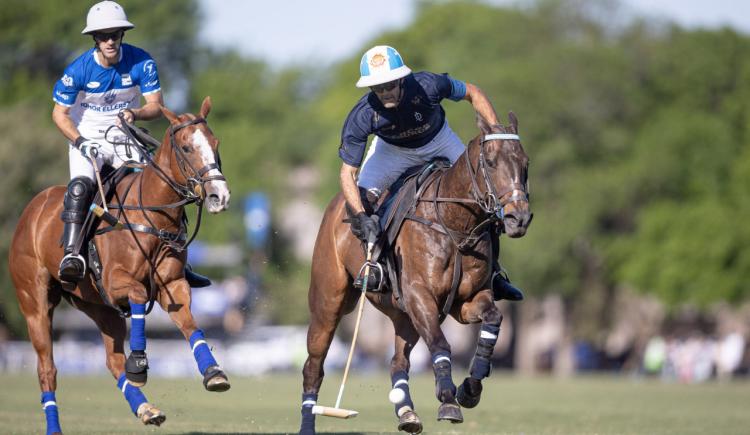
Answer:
[{"left": 61, "top": 177, "right": 95, "bottom": 223}]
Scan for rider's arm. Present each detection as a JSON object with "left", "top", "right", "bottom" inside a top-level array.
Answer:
[
  {"left": 463, "top": 82, "right": 499, "bottom": 126},
  {"left": 126, "top": 91, "right": 164, "bottom": 123},
  {"left": 52, "top": 103, "right": 82, "bottom": 143},
  {"left": 340, "top": 162, "right": 365, "bottom": 214}
]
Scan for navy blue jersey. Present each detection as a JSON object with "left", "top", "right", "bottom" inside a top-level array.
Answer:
[{"left": 339, "top": 71, "right": 466, "bottom": 167}]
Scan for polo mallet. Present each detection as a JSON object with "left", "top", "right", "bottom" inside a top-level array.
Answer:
[
  {"left": 313, "top": 238, "right": 376, "bottom": 419},
  {"left": 88, "top": 151, "right": 122, "bottom": 230}
]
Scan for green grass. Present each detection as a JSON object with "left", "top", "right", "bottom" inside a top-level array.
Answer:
[{"left": 0, "top": 372, "right": 748, "bottom": 434}]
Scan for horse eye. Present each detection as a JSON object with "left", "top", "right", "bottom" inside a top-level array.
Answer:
[{"left": 181, "top": 146, "right": 191, "bottom": 152}]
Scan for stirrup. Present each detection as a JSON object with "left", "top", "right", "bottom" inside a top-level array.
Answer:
[
  {"left": 59, "top": 253, "right": 87, "bottom": 282},
  {"left": 353, "top": 261, "right": 384, "bottom": 292}
]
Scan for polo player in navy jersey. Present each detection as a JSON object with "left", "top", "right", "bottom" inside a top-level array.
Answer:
[{"left": 339, "top": 45, "right": 524, "bottom": 301}]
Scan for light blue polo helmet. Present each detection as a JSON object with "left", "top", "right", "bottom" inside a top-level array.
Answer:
[{"left": 356, "top": 45, "right": 412, "bottom": 88}]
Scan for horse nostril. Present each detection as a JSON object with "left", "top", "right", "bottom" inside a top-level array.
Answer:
[
  {"left": 503, "top": 214, "right": 519, "bottom": 228},
  {"left": 207, "top": 193, "right": 222, "bottom": 209}
]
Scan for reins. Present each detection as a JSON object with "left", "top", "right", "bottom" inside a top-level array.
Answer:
[
  {"left": 89, "top": 113, "right": 225, "bottom": 314},
  {"left": 407, "top": 129, "right": 530, "bottom": 318},
  {"left": 416, "top": 131, "right": 529, "bottom": 251}
]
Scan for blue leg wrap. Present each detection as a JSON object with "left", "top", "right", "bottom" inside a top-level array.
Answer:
[
  {"left": 189, "top": 329, "right": 218, "bottom": 374},
  {"left": 129, "top": 301, "right": 146, "bottom": 352},
  {"left": 471, "top": 323, "right": 500, "bottom": 380},
  {"left": 391, "top": 370, "right": 415, "bottom": 415},
  {"left": 299, "top": 393, "right": 318, "bottom": 434},
  {"left": 432, "top": 351, "right": 456, "bottom": 401},
  {"left": 117, "top": 373, "right": 148, "bottom": 415},
  {"left": 41, "top": 391, "right": 62, "bottom": 435}
]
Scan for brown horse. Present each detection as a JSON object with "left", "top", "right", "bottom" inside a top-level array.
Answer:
[
  {"left": 9, "top": 97, "right": 231, "bottom": 434},
  {"left": 299, "top": 113, "right": 531, "bottom": 435}
]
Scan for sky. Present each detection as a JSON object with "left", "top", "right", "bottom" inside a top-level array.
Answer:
[{"left": 198, "top": 0, "right": 750, "bottom": 68}]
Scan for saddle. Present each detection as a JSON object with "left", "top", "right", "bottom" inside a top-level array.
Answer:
[
  {"left": 68, "top": 125, "right": 184, "bottom": 317},
  {"left": 348, "top": 158, "right": 452, "bottom": 311}
]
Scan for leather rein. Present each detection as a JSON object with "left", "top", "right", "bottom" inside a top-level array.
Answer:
[
  {"left": 100, "top": 113, "right": 226, "bottom": 252},
  {"left": 416, "top": 132, "right": 530, "bottom": 252}
]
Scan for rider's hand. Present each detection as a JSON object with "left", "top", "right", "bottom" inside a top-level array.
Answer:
[
  {"left": 118, "top": 108, "right": 135, "bottom": 126},
  {"left": 351, "top": 212, "right": 381, "bottom": 243},
  {"left": 75, "top": 136, "right": 101, "bottom": 159}
]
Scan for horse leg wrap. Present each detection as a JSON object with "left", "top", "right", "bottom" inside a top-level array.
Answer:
[
  {"left": 129, "top": 301, "right": 146, "bottom": 352},
  {"left": 432, "top": 351, "right": 456, "bottom": 402},
  {"left": 189, "top": 329, "right": 219, "bottom": 375},
  {"left": 391, "top": 370, "right": 415, "bottom": 416},
  {"left": 299, "top": 393, "right": 318, "bottom": 435},
  {"left": 470, "top": 323, "right": 500, "bottom": 380},
  {"left": 41, "top": 391, "right": 62, "bottom": 435},
  {"left": 117, "top": 374, "right": 148, "bottom": 416}
]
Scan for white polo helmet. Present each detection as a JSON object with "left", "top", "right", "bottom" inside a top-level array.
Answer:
[
  {"left": 81, "top": 1, "right": 134, "bottom": 34},
  {"left": 356, "top": 45, "right": 412, "bottom": 88}
]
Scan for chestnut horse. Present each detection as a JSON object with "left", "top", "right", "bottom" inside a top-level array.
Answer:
[
  {"left": 299, "top": 113, "right": 531, "bottom": 435},
  {"left": 9, "top": 97, "right": 231, "bottom": 434}
]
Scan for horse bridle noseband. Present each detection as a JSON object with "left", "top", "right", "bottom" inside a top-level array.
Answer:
[{"left": 465, "top": 132, "right": 530, "bottom": 220}]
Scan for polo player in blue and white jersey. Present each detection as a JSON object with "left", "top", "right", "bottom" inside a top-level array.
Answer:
[
  {"left": 52, "top": 1, "right": 210, "bottom": 288},
  {"left": 339, "top": 45, "right": 524, "bottom": 301}
]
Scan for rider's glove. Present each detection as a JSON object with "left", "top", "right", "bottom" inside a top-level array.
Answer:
[
  {"left": 75, "top": 136, "right": 101, "bottom": 159},
  {"left": 350, "top": 212, "right": 381, "bottom": 244}
]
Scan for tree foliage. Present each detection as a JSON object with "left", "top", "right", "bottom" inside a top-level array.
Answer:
[{"left": 1, "top": 0, "right": 749, "bottom": 336}]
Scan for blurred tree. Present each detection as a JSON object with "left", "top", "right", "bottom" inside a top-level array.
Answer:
[{"left": 2, "top": 0, "right": 749, "bottom": 339}]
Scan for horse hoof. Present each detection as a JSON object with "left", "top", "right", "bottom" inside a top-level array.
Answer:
[
  {"left": 398, "top": 410, "right": 423, "bottom": 434},
  {"left": 456, "top": 377, "right": 482, "bottom": 408},
  {"left": 137, "top": 403, "right": 166, "bottom": 426},
  {"left": 126, "top": 351, "right": 148, "bottom": 386},
  {"left": 437, "top": 402, "right": 463, "bottom": 424},
  {"left": 203, "top": 365, "right": 231, "bottom": 392}
]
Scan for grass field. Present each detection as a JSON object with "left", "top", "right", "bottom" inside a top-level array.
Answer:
[{"left": 0, "top": 372, "right": 748, "bottom": 434}]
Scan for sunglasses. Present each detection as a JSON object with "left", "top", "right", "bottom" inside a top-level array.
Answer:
[
  {"left": 94, "top": 30, "right": 123, "bottom": 42},
  {"left": 371, "top": 80, "right": 399, "bottom": 93}
]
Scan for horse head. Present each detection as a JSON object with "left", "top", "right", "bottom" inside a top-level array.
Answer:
[
  {"left": 160, "top": 97, "right": 230, "bottom": 214},
  {"left": 472, "top": 112, "right": 532, "bottom": 237}
]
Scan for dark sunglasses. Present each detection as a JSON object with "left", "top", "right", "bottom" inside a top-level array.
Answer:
[
  {"left": 94, "top": 30, "right": 123, "bottom": 42},
  {"left": 371, "top": 80, "right": 399, "bottom": 93}
]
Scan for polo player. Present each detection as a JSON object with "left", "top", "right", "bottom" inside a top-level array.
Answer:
[{"left": 338, "top": 45, "right": 524, "bottom": 301}]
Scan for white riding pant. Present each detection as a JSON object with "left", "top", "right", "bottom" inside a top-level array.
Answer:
[
  {"left": 68, "top": 131, "right": 146, "bottom": 181},
  {"left": 357, "top": 121, "right": 465, "bottom": 196}
]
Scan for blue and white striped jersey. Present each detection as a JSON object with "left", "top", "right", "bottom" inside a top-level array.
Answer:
[{"left": 52, "top": 43, "right": 160, "bottom": 140}]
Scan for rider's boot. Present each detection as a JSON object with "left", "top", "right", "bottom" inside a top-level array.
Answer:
[
  {"left": 490, "top": 228, "right": 524, "bottom": 301},
  {"left": 59, "top": 177, "right": 95, "bottom": 282},
  {"left": 184, "top": 263, "right": 212, "bottom": 288},
  {"left": 353, "top": 187, "right": 383, "bottom": 291}
]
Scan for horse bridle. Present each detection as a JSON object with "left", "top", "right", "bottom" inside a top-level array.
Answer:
[
  {"left": 465, "top": 132, "right": 530, "bottom": 220},
  {"left": 168, "top": 117, "right": 226, "bottom": 202}
]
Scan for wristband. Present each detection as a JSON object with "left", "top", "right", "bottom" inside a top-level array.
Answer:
[{"left": 74, "top": 136, "right": 87, "bottom": 149}]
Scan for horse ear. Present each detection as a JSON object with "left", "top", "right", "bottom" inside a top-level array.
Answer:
[
  {"left": 199, "top": 96, "right": 212, "bottom": 119},
  {"left": 508, "top": 111, "right": 518, "bottom": 133},
  {"left": 160, "top": 105, "right": 179, "bottom": 124},
  {"left": 476, "top": 113, "right": 492, "bottom": 133}
]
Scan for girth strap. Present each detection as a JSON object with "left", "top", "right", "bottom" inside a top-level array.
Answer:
[
  {"left": 440, "top": 250, "right": 463, "bottom": 320},
  {"left": 96, "top": 223, "right": 186, "bottom": 243}
]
